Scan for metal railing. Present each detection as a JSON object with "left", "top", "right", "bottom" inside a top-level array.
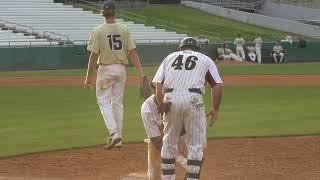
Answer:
[
  {"left": 0, "top": 20, "right": 71, "bottom": 46},
  {"left": 72, "top": 38, "right": 212, "bottom": 45},
  {"left": 197, "top": 0, "right": 266, "bottom": 11},
  {"left": 43, "top": 31, "right": 70, "bottom": 41},
  {"left": 0, "top": 19, "right": 35, "bottom": 34},
  {"left": 0, "top": 40, "right": 61, "bottom": 47}
]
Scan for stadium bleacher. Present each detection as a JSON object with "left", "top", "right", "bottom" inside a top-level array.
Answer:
[
  {"left": 193, "top": 0, "right": 266, "bottom": 12},
  {"left": 0, "top": 0, "right": 187, "bottom": 47},
  {"left": 0, "top": 29, "right": 59, "bottom": 47}
]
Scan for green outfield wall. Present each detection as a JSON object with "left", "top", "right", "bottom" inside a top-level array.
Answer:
[{"left": 0, "top": 41, "right": 319, "bottom": 70}]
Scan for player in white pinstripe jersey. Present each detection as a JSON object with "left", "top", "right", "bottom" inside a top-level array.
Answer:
[
  {"left": 141, "top": 88, "right": 188, "bottom": 180},
  {"left": 141, "top": 92, "right": 163, "bottom": 180},
  {"left": 152, "top": 37, "right": 223, "bottom": 180}
]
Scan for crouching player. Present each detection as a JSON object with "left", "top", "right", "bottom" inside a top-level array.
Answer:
[{"left": 141, "top": 85, "right": 187, "bottom": 180}]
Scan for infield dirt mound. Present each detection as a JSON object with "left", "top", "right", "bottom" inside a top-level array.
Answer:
[{"left": 0, "top": 136, "right": 319, "bottom": 180}]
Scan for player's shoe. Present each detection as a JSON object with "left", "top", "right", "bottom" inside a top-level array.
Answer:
[
  {"left": 104, "top": 133, "right": 121, "bottom": 150},
  {"left": 115, "top": 140, "right": 122, "bottom": 148}
]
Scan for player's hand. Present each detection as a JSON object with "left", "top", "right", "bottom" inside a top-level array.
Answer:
[
  {"left": 207, "top": 109, "right": 219, "bottom": 127},
  {"left": 84, "top": 76, "right": 94, "bottom": 89},
  {"left": 158, "top": 102, "right": 172, "bottom": 115}
]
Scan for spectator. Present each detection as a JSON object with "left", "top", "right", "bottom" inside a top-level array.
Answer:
[
  {"left": 253, "top": 33, "right": 262, "bottom": 63},
  {"left": 217, "top": 45, "right": 230, "bottom": 60},
  {"left": 272, "top": 41, "right": 285, "bottom": 63},
  {"left": 234, "top": 33, "right": 246, "bottom": 60},
  {"left": 224, "top": 43, "right": 242, "bottom": 61},
  {"left": 281, "top": 35, "right": 293, "bottom": 45},
  {"left": 298, "top": 36, "right": 307, "bottom": 48},
  {"left": 246, "top": 43, "right": 256, "bottom": 62}
]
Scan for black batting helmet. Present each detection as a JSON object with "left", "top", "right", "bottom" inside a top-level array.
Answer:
[{"left": 179, "top": 37, "right": 200, "bottom": 51}]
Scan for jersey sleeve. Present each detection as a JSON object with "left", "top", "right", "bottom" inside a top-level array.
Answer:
[
  {"left": 127, "top": 30, "right": 136, "bottom": 50},
  {"left": 87, "top": 29, "right": 99, "bottom": 54},
  {"left": 141, "top": 98, "right": 162, "bottom": 138},
  {"left": 152, "top": 61, "right": 165, "bottom": 84},
  {"left": 206, "top": 59, "right": 223, "bottom": 87}
]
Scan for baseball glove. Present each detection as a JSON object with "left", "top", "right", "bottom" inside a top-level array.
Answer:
[{"left": 140, "top": 75, "right": 154, "bottom": 99}]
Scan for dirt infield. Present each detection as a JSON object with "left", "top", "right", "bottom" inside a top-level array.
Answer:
[{"left": 0, "top": 136, "right": 319, "bottom": 180}]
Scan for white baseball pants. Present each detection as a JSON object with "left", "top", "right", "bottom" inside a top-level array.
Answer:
[
  {"left": 236, "top": 47, "right": 245, "bottom": 60},
  {"left": 273, "top": 53, "right": 284, "bottom": 63},
  {"left": 230, "top": 53, "right": 242, "bottom": 61},
  {"left": 255, "top": 47, "right": 262, "bottom": 63},
  {"left": 96, "top": 64, "right": 126, "bottom": 137}
]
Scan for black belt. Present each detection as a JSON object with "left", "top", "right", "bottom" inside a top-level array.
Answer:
[{"left": 164, "top": 88, "right": 202, "bottom": 94}]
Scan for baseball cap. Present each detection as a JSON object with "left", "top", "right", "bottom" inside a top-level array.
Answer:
[{"left": 102, "top": 0, "right": 116, "bottom": 10}]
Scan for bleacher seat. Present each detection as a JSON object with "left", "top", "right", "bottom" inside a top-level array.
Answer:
[
  {"left": 0, "top": 0, "right": 187, "bottom": 46},
  {"left": 0, "top": 30, "right": 59, "bottom": 47},
  {"left": 198, "top": 0, "right": 266, "bottom": 12}
]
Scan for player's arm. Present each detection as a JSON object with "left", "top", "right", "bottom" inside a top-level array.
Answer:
[
  {"left": 85, "top": 52, "right": 98, "bottom": 89},
  {"left": 155, "top": 83, "right": 164, "bottom": 105},
  {"left": 208, "top": 83, "right": 223, "bottom": 127},
  {"left": 128, "top": 49, "right": 144, "bottom": 78},
  {"left": 206, "top": 60, "right": 223, "bottom": 127},
  {"left": 153, "top": 62, "right": 165, "bottom": 104},
  {"left": 141, "top": 111, "right": 163, "bottom": 150},
  {"left": 85, "top": 30, "right": 99, "bottom": 89},
  {"left": 150, "top": 136, "right": 162, "bottom": 151}
]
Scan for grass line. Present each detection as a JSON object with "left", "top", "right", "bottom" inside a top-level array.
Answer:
[{"left": 1, "top": 133, "right": 319, "bottom": 159}]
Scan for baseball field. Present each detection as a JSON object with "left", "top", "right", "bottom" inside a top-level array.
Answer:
[{"left": 0, "top": 61, "right": 319, "bottom": 179}]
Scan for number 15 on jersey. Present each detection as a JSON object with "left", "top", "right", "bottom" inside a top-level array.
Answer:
[{"left": 107, "top": 34, "right": 123, "bottom": 50}]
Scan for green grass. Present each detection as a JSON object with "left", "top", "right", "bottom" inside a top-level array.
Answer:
[
  {"left": 1, "top": 63, "right": 320, "bottom": 77},
  {"left": 120, "top": 5, "right": 288, "bottom": 42},
  {"left": 204, "top": 87, "right": 320, "bottom": 137},
  {"left": 0, "top": 87, "right": 146, "bottom": 157},
  {"left": 218, "top": 63, "right": 320, "bottom": 75},
  {"left": 0, "top": 86, "right": 319, "bottom": 157},
  {"left": 76, "top": 3, "right": 288, "bottom": 42}
]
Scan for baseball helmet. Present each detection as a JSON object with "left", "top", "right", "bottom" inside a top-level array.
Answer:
[{"left": 179, "top": 37, "right": 200, "bottom": 51}]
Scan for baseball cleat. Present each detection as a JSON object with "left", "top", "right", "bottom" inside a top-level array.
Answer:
[
  {"left": 115, "top": 140, "right": 122, "bottom": 148},
  {"left": 104, "top": 133, "right": 121, "bottom": 150},
  {"left": 143, "top": 138, "right": 151, "bottom": 144}
]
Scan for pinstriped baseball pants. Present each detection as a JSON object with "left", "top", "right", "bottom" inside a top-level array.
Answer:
[{"left": 161, "top": 92, "right": 206, "bottom": 180}]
